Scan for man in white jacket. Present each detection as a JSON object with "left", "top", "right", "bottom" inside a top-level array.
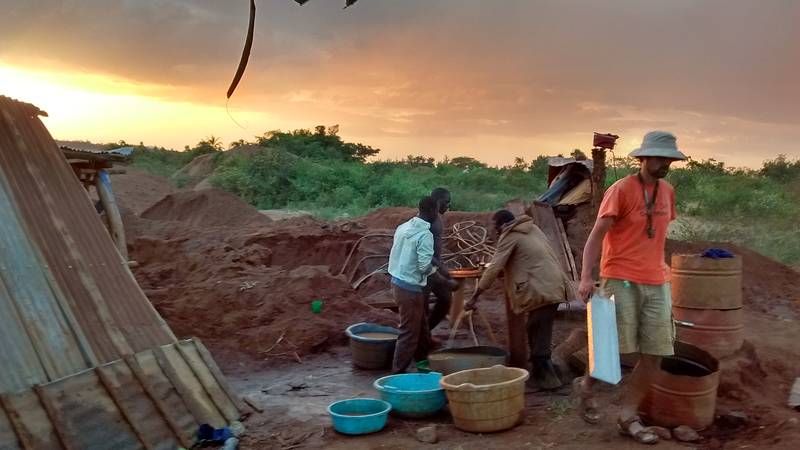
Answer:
[{"left": 388, "top": 196, "right": 441, "bottom": 374}]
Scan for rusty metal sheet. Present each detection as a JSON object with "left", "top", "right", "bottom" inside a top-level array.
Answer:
[
  {"left": 0, "top": 166, "right": 89, "bottom": 386},
  {"left": 37, "top": 369, "right": 144, "bottom": 450},
  {"left": 0, "top": 404, "right": 21, "bottom": 450},
  {"left": 154, "top": 344, "right": 227, "bottom": 428},
  {"left": 131, "top": 351, "right": 197, "bottom": 444},
  {"left": 96, "top": 360, "right": 179, "bottom": 450},
  {"left": 0, "top": 389, "right": 64, "bottom": 450},
  {"left": 177, "top": 340, "right": 240, "bottom": 422},
  {"left": 0, "top": 276, "right": 47, "bottom": 393},
  {"left": 0, "top": 96, "right": 174, "bottom": 366}
]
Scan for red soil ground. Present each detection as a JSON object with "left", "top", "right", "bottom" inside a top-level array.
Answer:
[{"left": 112, "top": 169, "right": 800, "bottom": 449}]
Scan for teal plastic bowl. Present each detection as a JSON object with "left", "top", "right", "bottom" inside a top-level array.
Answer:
[
  {"left": 373, "top": 372, "right": 447, "bottom": 418},
  {"left": 327, "top": 398, "right": 391, "bottom": 435}
]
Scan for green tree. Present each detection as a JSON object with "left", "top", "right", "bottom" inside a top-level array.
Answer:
[{"left": 447, "top": 156, "right": 486, "bottom": 169}]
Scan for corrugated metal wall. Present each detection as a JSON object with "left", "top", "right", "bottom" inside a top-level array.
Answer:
[{"left": 0, "top": 95, "right": 175, "bottom": 394}]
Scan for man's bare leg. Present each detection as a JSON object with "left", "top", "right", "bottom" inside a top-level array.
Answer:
[{"left": 617, "top": 354, "right": 661, "bottom": 441}]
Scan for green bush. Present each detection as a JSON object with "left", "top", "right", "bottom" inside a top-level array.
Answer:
[{"left": 129, "top": 130, "right": 800, "bottom": 267}]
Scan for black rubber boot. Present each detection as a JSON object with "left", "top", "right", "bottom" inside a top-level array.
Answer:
[{"left": 531, "top": 356, "right": 563, "bottom": 390}]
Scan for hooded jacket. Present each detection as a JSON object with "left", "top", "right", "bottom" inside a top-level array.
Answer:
[
  {"left": 388, "top": 217, "right": 435, "bottom": 289},
  {"left": 478, "top": 215, "right": 572, "bottom": 314}
]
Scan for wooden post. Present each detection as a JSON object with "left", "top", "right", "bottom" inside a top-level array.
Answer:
[
  {"left": 95, "top": 169, "right": 128, "bottom": 261},
  {"left": 590, "top": 147, "right": 607, "bottom": 216}
]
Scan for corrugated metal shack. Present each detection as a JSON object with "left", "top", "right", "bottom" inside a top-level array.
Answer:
[{"left": 0, "top": 95, "right": 243, "bottom": 449}]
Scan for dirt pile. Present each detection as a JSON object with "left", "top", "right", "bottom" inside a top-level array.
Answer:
[
  {"left": 110, "top": 167, "right": 180, "bottom": 215},
  {"left": 125, "top": 190, "right": 396, "bottom": 360},
  {"left": 172, "top": 152, "right": 217, "bottom": 189},
  {"left": 141, "top": 188, "right": 273, "bottom": 228}
]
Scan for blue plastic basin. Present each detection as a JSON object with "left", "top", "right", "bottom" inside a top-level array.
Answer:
[
  {"left": 327, "top": 398, "right": 391, "bottom": 435},
  {"left": 373, "top": 373, "right": 447, "bottom": 418}
]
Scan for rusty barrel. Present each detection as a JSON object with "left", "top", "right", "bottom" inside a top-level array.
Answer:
[
  {"left": 672, "top": 308, "right": 744, "bottom": 359},
  {"left": 640, "top": 342, "right": 719, "bottom": 430},
  {"left": 671, "top": 254, "right": 743, "bottom": 358},
  {"left": 671, "top": 254, "right": 742, "bottom": 309}
]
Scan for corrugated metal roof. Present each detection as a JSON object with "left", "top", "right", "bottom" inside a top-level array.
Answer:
[
  {"left": 0, "top": 170, "right": 89, "bottom": 387},
  {"left": 0, "top": 95, "right": 175, "bottom": 393},
  {"left": 0, "top": 95, "right": 241, "bottom": 450}
]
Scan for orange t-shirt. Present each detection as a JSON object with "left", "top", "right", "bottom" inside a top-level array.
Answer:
[{"left": 598, "top": 174, "right": 676, "bottom": 285}]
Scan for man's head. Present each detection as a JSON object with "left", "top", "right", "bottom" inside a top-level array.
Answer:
[
  {"left": 418, "top": 196, "right": 439, "bottom": 224},
  {"left": 492, "top": 209, "right": 515, "bottom": 234},
  {"left": 639, "top": 156, "right": 675, "bottom": 179},
  {"left": 431, "top": 187, "right": 451, "bottom": 214},
  {"left": 628, "top": 131, "right": 687, "bottom": 179}
]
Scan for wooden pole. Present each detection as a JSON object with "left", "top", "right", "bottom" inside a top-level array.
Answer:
[
  {"left": 95, "top": 169, "right": 128, "bottom": 261},
  {"left": 590, "top": 147, "right": 607, "bottom": 218}
]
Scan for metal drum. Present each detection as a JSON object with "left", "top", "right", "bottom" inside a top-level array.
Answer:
[
  {"left": 671, "top": 254, "right": 743, "bottom": 358},
  {"left": 673, "top": 307, "right": 744, "bottom": 359},
  {"left": 671, "top": 254, "right": 742, "bottom": 310},
  {"left": 640, "top": 342, "right": 720, "bottom": 430}
]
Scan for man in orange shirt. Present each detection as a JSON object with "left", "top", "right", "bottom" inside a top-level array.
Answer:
[{"left": 576, "top": 131, "right": 687, "bottom": 445}]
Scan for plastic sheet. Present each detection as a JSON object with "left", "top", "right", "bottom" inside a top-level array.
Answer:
[{"left": 587, "top": 293, "right": 622, "bottom": 384}]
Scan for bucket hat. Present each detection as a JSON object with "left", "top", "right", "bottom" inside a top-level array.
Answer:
[{"left": 628, "top": 131, "right": 687, "bottom": 160}]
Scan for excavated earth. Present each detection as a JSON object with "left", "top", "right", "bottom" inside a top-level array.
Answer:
[{"left": 112, "top": 169, "right": 800, "bottom": 449}]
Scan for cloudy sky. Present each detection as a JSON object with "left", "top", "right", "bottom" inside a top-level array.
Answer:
[{"left": 1, "top": 0, "right": 798, "bottom": 167}]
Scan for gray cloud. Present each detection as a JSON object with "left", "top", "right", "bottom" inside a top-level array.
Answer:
[{"left": 1, "top": 0, "right": 798, "bottom": 165}]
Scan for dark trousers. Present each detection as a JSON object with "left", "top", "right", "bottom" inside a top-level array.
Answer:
[
  {"left": 425, "top": 275, "right": 453, "bottom": 330},
  {"left": 527, "top": 303, "right": 559, "bottom": 359},
  {"left": 392, "top": 285, "right": 430, "bottom": 373},
  {"left": 506, "top": 297, "right": 559, "bottom": 369}
]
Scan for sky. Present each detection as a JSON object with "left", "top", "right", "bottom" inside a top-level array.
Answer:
[{"left": 1, "top": 0, "right": 798, "bottom": 167}]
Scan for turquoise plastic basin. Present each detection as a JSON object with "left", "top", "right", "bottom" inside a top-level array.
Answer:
[
  {"left": 373, "top": 372, "right": 447, "bottom": 418},
  {"left": 327, "top": 398, "right": 391, "bottom": 435}
]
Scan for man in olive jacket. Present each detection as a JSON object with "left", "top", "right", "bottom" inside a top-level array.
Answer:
[{"left": 465, "top": 210, "right": 571, "bottom": 388}]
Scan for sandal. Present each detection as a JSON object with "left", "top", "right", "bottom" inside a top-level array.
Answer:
[
  {"left": 617, "top": 415, "right": 659, "bottom": 445},
  {"left": 571, "top": 376, "right": 602, "bottom": 424}
]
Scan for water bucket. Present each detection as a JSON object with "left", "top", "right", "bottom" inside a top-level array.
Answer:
[
  {"left": 345, "top": 323, "right": 399, "bottom": 370},
  {"left": 440, "top": 365, "right": 529, "bottom": 433},
  {"left": 639, "top": 342, "right": 720, "bottom": 430}
]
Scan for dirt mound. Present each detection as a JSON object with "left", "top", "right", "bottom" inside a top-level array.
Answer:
[
  {"left": 141, "top": 188, "right": 272, "bottom": 228},
  {"left": 173, "top": 153, "right": 217, "bottom": 189},
  {"left": 125, "top": 206, "right": 395, "bottom": 359},
  {"left": 666, "top": 240, "right": 800, "bottom": 319},
  {"left": 109, "top": 167, "right": 180, "bottom": 215}
]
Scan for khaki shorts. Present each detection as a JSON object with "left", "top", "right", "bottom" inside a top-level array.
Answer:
[{"left": 601, "top": 279, "right": 675, "bottom": 356}]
